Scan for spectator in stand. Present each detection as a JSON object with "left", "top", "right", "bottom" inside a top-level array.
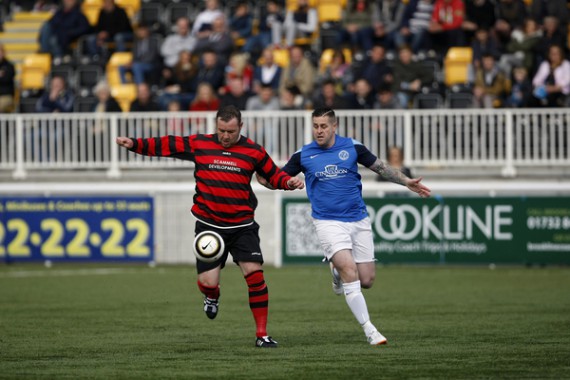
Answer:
[
  {"left": 502, "top": 18, "right": 542, "bottom": 75},
  {"left": 531, "top": 0, "right": 568, "bottom": 33},
  {"left": 230, "top": 2, "right": 253, "bottom": 43},
  {"left": 35, "top": 76, "right": 74, "bottom": 113},
  {"left": 192, "top": 0, "right": 224, "bottom": 37},
  {"left": 471, "top": 27, "right": 500, "bottom": 70},
  {"left": 495, "top": 0, "right": 527, "bottom": 47},
  {"left": 375, "top": 83, "right": 402, "bottom": 109},
  {"left": 130, "top": 83, "right": 161, "bottom": 112},
  {"left": 530, "top": 45, "right": 570, "bottom": 107},
  {"left": 221, "top": 53, "right": 254, "bottom": 95},
  {"left": 318, "top": 49, "right": 352, "bottom": 93},
  {"left": 119, "top": 24, "right": 160, "bottom": 85},
  {"left": 194, "top": 50, "right": 225, "bottom": 92},
  {"left": 253, "top": 47, "right": 282, "bottom": 92},
  {"left": 86, "top": 0, "right": 132, "bottom": 60},
  {"left": 38, "top": 0, "right": 90, "bottom": 62},
  {"left": 345, "top": 78, "right": 375, "bottom": 109},
  {"left": 429, "top": 0, "right": 465, "bottom": 53},
  {"left": 283, "top": 0, "right": 318, "bottom": 47},
  {"left": 506, "top": 66, "right": 531, "bottom": 107},
  {"left": 312, "top": 79, "right": 348, "bottom": 109},
  {"left": 194, "top": 15, "right": 234, "bottom": 65},
  {"left": 473, "top": 53, "right": 511, "bottom": 108},
  {"left": 219, "top": 76, "right": 253, "bottom": 110},
  {"left": 462, "top": 0, "right": 496, "bottom": 43},
  {"left": 243, "top": 1, "right": 284, "bottom": 58},
  {"left": 161, "top": 18, "right": 196, "bottom": 70},
  {"left": 376, "top": 146, "right": 413, "bottom": 182},
  {"left": 374, "top": 0, "right": 406, "bottom": 50},
  {"left": 93, "top": 80, "right": 122, "bottom": 112},
  {"left": 279, "top": 45, "right": 316, "bottom": 98},
  {"left": 0, "top": 44, "right": 16, "bottom": 113},
  {"left": 279, "top": 85, "right": 307, "bottom": 110},
  {"left": 246, "top": 84, "right": 281, "bottom": 111},
  {"left": 338, "top": 0, "right": 378, "bottom": 52},
  {"left": 161, "top": 50, "right": 198, "bottom": 109},
  {"left": 190, "top": 82, "right": 220, "bottom": 111},
  {"left": 392, "top": 45, "right": 433, "bottom": 108},
  {"left": 396, "top": 0, "right": 434, "bottom": 53},
  {"left": 361, "top": 45, "right": 393, "bottom": 93},
  {"left": 537, "top": 17, "right": 568, "bottom": 63}
]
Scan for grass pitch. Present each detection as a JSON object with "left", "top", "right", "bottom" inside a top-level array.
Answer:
[{"left": 0, "top": 264, "right": 569, "bottom": 379}]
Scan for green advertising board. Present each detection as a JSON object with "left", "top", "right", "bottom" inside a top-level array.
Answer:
[{"left": 282, "top": 197, "right": 570, "bottom": 265}]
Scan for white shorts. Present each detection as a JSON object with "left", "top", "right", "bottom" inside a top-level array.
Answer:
[{"left": 313, "top": 217, "right": 375, "bottom": 263}]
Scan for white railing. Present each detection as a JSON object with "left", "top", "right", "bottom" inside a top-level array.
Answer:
[{"left": 0, "top": 109, "right": 569, "bottom": 179}]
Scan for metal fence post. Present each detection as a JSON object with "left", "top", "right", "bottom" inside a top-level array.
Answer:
[
  {"left": 304, "top": 111, "right": 312, "bottom": 145},
  {"left": 107, "top": 114, "right": 121, "bottom": 179},
  {"left": 403, "top": 111, "right": 413, "bottom": 166},
  {"left": 502, "top": 110, "right": 516, "bottom": 178},
  {"left": 13, "top": 116, "right": 26, "bottom": 180}
]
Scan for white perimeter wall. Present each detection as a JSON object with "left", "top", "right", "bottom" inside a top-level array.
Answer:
[{"left": 1, "top": 181, "right": 570, "bottom": 266}]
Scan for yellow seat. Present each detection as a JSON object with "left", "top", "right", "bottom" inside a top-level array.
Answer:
[
  {"left": 20, "top": 53, "right": 51, "bottom": 91},
  {"left": 273, "top": 48, "right": 290, "bottom": 67},
  {"left": 106, "top": 52, "right": 133, "bottom": 85},
  {"left": 319, "top": 48, "right": 352, "bottom": 72},
  {"left": 115, "top": 0, "right": 141, "bottom": 20},
  {"left": 444, "top": 47, "right": 473, "bottom": 86},
  {"left": 12, "top": 12, "right": 52, "bottom": 22},
  {"left": 23, "top": 53, "right": 51, "bottom": 73},
  {"left": 287, "top": 0, "right": 317, "bottom": 11},
  {"left": 82, "top": 0, "right": 103, "bottom": 25},
  {"left": 317, "top": 3, "right": 343, "bottom": 23},
  {"left": 111, "top": 84, "right": 137, "bottom": 112}
]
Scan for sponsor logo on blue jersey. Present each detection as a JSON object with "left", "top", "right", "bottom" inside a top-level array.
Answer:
[{"left": 315, "top": 164, "right": 349, "bottom": 179}]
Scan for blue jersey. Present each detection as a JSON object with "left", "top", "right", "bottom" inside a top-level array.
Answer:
[{"left": 282, "top": 135, "right": 377, "bottom": 222}]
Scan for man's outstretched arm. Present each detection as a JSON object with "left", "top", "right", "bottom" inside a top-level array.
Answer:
[
  {"left": 115, "top": 135, "right": 193, "bottom": 160},
  {"left": 368, "top": 159, "right": 431, "bottom": 198}
]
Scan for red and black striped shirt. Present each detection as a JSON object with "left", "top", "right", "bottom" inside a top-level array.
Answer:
[{"left": 129, "top": 134, "right": 292, "bottom": 228}]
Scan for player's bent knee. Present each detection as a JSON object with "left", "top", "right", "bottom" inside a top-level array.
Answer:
[{"left": 360, "top": 277, "right": 375, "bottom": 289}]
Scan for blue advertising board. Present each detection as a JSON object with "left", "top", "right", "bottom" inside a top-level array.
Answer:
[{"left": 0, "top": 197, "right": 154, "bottom": 262}]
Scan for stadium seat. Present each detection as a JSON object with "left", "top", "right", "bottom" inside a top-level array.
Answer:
[
  {"left": 76, "top": 65, "right": 103, "bottom": 97},
  {"left": 273, "top": 48, "right": 290, "bottom": 67},
  {"left": 448, "top": 92, "right": 473, "bottom": 109},
  {"left": 82, "top": 0, "right": 103, "bottom": 26},
  {"left": 444, "top": 47, "right": 473, "bottom": 87},
  {"left": 75, "top": 96, "right": 98, "bottom": 112},
  {"left": 21, "top": 53, "right": 51, "bottom": 91},
  {"left": 166, "top": 3, "right": 193, "bottom": 29},
  {"left": 115, "top": 0, "right": 141, "bottom": 21},
  {"left": 140, "top": 2, "right": 165, "bottom": 34},
  {"left": 319, "top": 48, "right": 352, "bottom": 72},
  {"left": 49, "top": 65, "right": 75, "bottom": 88},
  {"left": 110, "top": 84, "right": 137, "bottom": 112},
  {"left": 18, "top": 97, "right": 39, "bottom": 113},
  {"left": 106, "top": 52, "right": 133, "bottom": 86},
  {"left": 413, "top": 93, "right": 443, "bottom": 109},
  {"left": 317, "top": 3, "right": 342, "bottom": 23},
  {"left": 286, "top": 0, "right": 317, "bottom": 11}
]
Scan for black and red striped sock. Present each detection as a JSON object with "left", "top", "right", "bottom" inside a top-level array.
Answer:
[
  {"left": 245, "top": 270, "right": 268, "bottom": 338},
  {"left": 197, "top": 281, "right": 220, "bottom": 300}
]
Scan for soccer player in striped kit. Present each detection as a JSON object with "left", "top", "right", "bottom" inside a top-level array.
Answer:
[
  {"left": 260, "top": 107, "right": 430, "bottom": 345},
  {"left": 116, "top": 105, "right": 304, "bottom": 348}
]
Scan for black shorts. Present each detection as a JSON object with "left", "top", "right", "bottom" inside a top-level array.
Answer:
[{"left": 195, "top": 220, "right": 264, "bottom": 274}]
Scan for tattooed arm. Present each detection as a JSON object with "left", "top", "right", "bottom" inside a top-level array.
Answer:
[{"left": 368, "top": 159, "right": 431, "bottom": 198}]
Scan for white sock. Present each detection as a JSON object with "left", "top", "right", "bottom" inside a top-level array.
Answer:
[{"left": 343, "top": 280, "right": 370, "bottom": 326}]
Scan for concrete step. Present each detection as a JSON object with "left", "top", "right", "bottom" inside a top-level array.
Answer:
[
  {"left": 0, "top": 32, "right": 39, "bottom": 43},
  {"left": 12, "top": 12, "right": 52, "bottom": 22},
  {"left": 3, "top": 21, "right": 44, "bottom": 33},
  {"left": 3, "top": 42, "right": 39, "bottom": 51}
]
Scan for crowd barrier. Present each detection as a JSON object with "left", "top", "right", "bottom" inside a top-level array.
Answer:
[{"left": 0, "top": 109, "right": 569, "bottom": 179}]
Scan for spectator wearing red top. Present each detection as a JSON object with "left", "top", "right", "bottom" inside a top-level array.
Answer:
[
  {"left": 429, "top": 0, "right": 465, "bottom": 53},
  {"left": 190, "top": 82, "right": 220, "bottom": 111}
]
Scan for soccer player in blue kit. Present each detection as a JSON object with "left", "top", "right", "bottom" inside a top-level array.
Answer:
[{"left": 261, "top": 107, "right": 431, "bottom": 345}]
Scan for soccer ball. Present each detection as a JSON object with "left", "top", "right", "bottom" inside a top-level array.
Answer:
[{"left": 193, "top": 231, "right": 225, "bottom": 263}]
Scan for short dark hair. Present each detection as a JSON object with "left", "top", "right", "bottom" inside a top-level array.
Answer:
[
  {"left": 216, "top": 105, "right": 242, "bottom": 125},
  {"left": 312, "top": 107, "right": 336, "bottom": 123}
]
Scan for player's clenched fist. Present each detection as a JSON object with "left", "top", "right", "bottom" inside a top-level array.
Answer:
[
  {"left": 287, "top": 177, "right": 305, "bottom": 190},
  {"left": 116, "top": 137, "right": 133, "bottom": 149}
]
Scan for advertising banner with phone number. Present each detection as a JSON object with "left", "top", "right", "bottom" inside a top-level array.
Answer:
[{"left": 0, "top": 197, "right": 153, "bottom": 262}]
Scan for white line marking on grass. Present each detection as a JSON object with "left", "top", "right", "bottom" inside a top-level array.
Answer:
[{"left": 0, "top": 268, "right": 166, "bottom": 279}]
